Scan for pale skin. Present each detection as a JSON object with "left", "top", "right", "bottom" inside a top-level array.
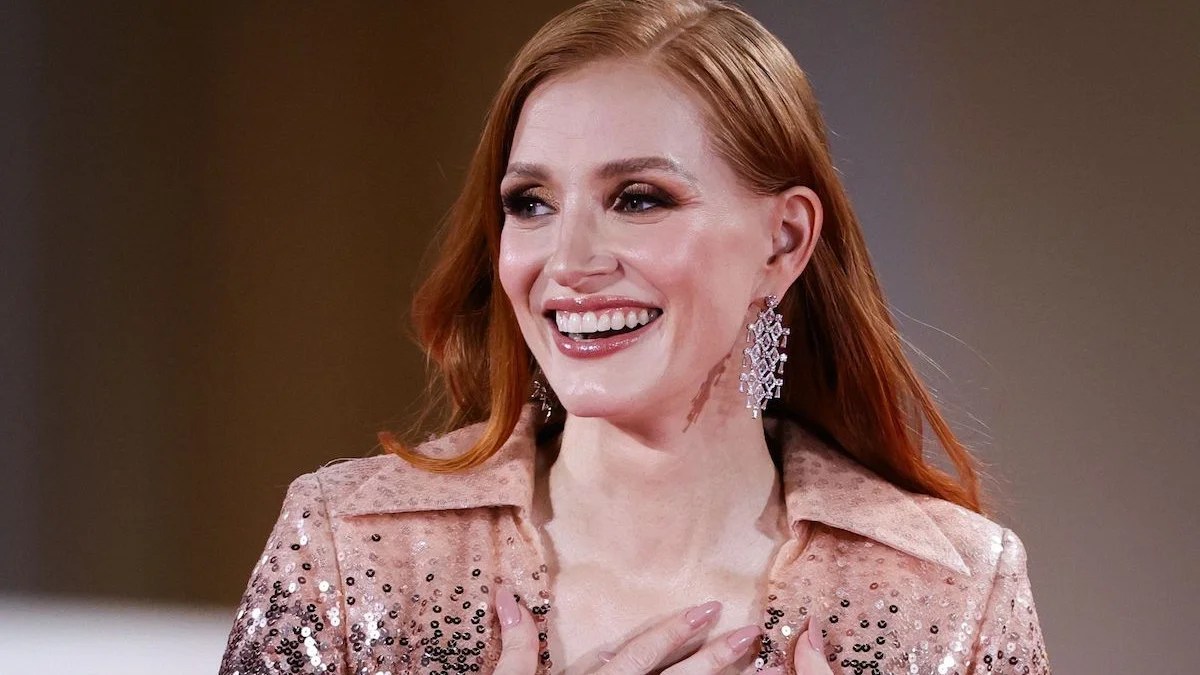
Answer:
[{"left": 494, "top": 59, "right": 833, "bottom": 674}]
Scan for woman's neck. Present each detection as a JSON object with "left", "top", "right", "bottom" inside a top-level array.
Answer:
[{"left": 534, "top": 395, "right": 789, "bottom": 583}]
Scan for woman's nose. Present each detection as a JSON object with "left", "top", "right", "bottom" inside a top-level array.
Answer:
[{"left": 545, "top": 214, "right": 618, "bottom": 291}]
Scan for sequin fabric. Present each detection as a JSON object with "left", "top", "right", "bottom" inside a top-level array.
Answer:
[{"left": 220, "top": 404, "right": 1050, "bottom": 674}]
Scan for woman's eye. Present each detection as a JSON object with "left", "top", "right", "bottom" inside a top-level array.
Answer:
[
  {"left": 501, "top": 184, "right": 674, "bottom": 218},
  {"left": 613, "top": 186, "right": 674, "bottom": 213},
  {"left": 501, "top": 189, "right": 555, "bottom": 219}
]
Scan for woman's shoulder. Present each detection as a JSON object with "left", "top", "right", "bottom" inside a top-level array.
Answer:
[
  {"left": 768, "top": 431, "right": 1050, "bottom": 673},
  {"left": 770, "top": 416, "right": 1029, "bottom": 579},
  {"left": 765, "top": 487, "right": 1048, "bottom": 673},
  {"left": 220, "top": 418, "right": 537, "bottom": 675},
  {"left": 289, "top": 415, "right": 535, "bottom": 518},
  {"left": 910, "top": 491, "right": 1031, "bottom": 576},
  {"left": 815, "top": 461, "right": 1033, "bottom": 581}
]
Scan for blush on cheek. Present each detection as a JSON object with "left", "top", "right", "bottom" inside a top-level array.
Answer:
[
  {"left": 498, "top": 236, "right": 557, "bottom": 359},
  {"left": 498, "top": 240, "right": 539, "bottom": 299},
  {"left": 496, "top": 259, "right": 522, "bottom": 313}
]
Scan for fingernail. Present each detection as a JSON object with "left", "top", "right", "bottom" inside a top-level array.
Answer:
[
  {"left": 725, "top": 625, "right": 761, "bottom": 654},
  {"left": 806, "top": 620, "right": 823, "bottom": 652},
  {"left": 495, "top": 587, "right": 520, "bottom": 627},
  {"left": 758, "top": 667, "right": 785, "bottom": 675},
  {"left": 684, "top": 600, "right": 722, "bottom": 627},
  {"left": 597, "top": 651, "right": 615, "bottom": 663}
]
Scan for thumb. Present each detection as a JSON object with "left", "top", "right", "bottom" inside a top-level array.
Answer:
[{"left": 792, "top": 618, "right": 833, "bottom": 675}]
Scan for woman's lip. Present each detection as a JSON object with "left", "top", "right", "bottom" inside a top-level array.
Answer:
[
  {"left": 547, "top": 313, "right": 661, "bottom": 358},
  {"left": 542, "top": 296, "right": 661, "bottom": 313}
]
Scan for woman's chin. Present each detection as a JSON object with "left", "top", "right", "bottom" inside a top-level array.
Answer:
[{"left": 553, "top": 392, "right": 661, "bottom": 422}]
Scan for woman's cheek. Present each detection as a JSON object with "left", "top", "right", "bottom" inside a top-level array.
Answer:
[
  {"left": 620, "top": 230, "right": 694, "bottom": 286},
  {"left": 498, "top": 233, "right": 546, "bottom": 302}
]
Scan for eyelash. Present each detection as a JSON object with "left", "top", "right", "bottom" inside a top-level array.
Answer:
[{"left": 500, "top": 184, "right": 677, "bottom": 220}]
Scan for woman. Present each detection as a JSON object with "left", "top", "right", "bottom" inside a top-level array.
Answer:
[{"left": 219, "top": 1, "right": 1050, "bottom": 674}]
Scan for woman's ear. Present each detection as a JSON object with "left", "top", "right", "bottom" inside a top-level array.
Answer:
[{"left": 765, "top": 185, "right": 823, "bottom": 289}]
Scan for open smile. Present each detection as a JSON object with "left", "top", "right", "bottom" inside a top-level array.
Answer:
[{"left": 543, "top": 307, "right": 664, "bottom": 357}]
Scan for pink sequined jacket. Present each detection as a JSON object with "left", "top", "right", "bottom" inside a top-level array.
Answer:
[{"left": 219, "top": 404, "right": 1050, "bottom": 675}]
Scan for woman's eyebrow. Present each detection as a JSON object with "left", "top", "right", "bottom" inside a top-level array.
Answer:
[
  {"left": 596, "top": 156, "right": 698, "bottom": 185},
  {"left": 502, "top": 156, "right": 698, "bottom": 186}
]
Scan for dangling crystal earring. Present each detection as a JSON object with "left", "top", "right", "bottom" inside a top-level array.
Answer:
[
  {"left": 530, "top": 365, "right": 558, "bottom": 422},
  {"left": 739, "top": 294, "right": 789, "bottom": 419}
]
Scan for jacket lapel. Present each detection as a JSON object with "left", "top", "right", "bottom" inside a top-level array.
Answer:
[
  {"left": 329, "top": 403, "right": 968, "bottom": 575},
  {"left": 326, "top": 406, "right": 537, "bottom": 517},
  {"left": 770, "top": 418, "right": 970, "bottom": 575}
]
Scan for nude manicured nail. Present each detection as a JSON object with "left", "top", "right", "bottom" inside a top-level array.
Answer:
[
  {"left": 806, "top": 620, "right": 824, "bottom": 652},
  {"left": 684, "top": 600, "right": 722, "bottom": 627},
  {"left": 495, "top": 587, "right": 520, "bottom": 627},
  {"left": 725, "top": 625, "right": 761, "bottom": 653},
  {"left": 597, "top": 651, "right": 615, "bottom": 663}
]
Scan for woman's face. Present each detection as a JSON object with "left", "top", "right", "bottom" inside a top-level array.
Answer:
[{"left": 498, "top": 60, "right": 810, "bottom": 425}]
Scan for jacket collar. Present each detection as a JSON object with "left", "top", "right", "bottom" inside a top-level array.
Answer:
[{"left": 331, "top": 403, "right": 968, "bottom": 575}]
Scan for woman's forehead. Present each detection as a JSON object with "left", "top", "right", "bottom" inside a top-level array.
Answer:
[{"left": 508, "top": 61, "right": 715, "bottom": 174}]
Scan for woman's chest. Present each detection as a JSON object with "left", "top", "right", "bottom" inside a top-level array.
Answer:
[
  {"left": 319, "top": 511, "right": 551, "bottom": 673},
  {"left": 327, "top": 513, "right": 991, "bottom": 675},
  {"left": 542, "top": 565, "right": 767, "bottom": 674}
]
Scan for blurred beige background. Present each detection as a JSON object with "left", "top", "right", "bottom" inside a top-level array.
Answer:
[{"left": 1, "top": 2, "right": 1196, "bottom": 673}]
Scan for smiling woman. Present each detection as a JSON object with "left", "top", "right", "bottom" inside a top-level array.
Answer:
[
  {"left": 497, "top": 61, "right": 798, "bottom": 416},
  {"left": 219, "top": 1, "right": 1050, "bottom": 674}
]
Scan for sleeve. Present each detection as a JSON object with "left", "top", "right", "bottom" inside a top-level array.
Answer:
[
  {"left": 219, "top": 472, "right": 350, "bottom": 675},
  {"left": 969, "top": 528, "right": 1052, "bottom": 674}
]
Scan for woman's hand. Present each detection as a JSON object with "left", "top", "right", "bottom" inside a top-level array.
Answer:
[
  {"left": 758, "top": 618, "right": 833, "bottom": 675},
  {"left": 492, "top": 585, "right": 833, "bottom": 674}
]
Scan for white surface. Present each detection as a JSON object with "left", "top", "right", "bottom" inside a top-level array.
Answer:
[{"left": 0, "top": 595, "right": 232, "bottom": 675}]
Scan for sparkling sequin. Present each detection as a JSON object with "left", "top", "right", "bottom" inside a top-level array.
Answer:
[{"left": 220, "top": 403, "right": 1049, "bottom": 674}]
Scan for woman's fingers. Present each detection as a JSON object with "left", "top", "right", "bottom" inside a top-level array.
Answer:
[
  {"left": 790, "top": 618, "right": 833, "bottom": 675},
  {"left": 660, "top": 624, "right": 763, "bottom": 675},
  {"left": 494, "top": 592, "right": 829, "bottom": 675},
  {"left": 492, "top": 585, "right": 541, "bottom": 675},
  {"left": 597, "top": 600, "right": 723, "bottom": 675}
]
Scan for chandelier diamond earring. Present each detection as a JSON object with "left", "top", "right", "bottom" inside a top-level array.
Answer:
[
  {"left": 530, "top": 365, "right": 558, "bottom": 422},
  {"left": 739, "top": 294, "right": 789, "bottom": 418}
]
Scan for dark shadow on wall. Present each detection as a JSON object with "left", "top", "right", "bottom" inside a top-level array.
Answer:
[{"left": 0, "top": 1, "right": 575, "bottom": 607}]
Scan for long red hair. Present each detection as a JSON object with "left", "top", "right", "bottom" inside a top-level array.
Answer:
[{"left": 380, "top": 0, "right": 983, "bottom": 513}]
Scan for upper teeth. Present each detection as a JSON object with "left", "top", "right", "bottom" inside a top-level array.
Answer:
[{"left": 554, "top": 308, "right": 661, "bottom": 334}]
